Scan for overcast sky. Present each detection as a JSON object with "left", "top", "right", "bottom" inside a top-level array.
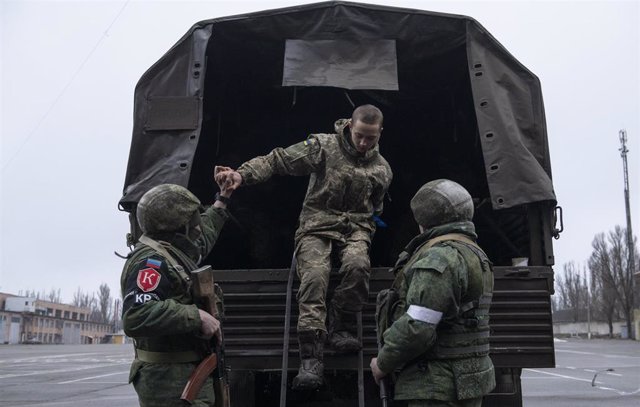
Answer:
[{"left": 1, "top": 0, "right": 638, "bottom": 304}]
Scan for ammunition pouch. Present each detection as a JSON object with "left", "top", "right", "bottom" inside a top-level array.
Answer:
[
  {"left": 375, "top": 288, "right": 401, "bottom": 343},
  {"left": 452, "top": 356, "right": 495, "bottom": 400}
]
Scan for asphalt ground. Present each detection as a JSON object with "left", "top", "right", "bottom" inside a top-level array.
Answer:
[
  {"left": 0, "top": 344, "right": 135, "bottom": 406},
  {"left": 0, "top": 339, "right": 638, "bottom": 406},
  {"left": 522, "top": 338, "right": 640, "bottom": 407}
]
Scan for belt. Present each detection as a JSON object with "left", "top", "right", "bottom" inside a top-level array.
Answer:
[{"left": 136, "top": 349, "right": 202, "bottom": 363}]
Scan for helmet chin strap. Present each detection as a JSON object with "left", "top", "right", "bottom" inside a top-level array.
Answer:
[
  {"left": 185, "top": 211, "right": 203, "bottom": 242},
  {"left": 186, "top": 226, "right": 202, "bottom": 242},
  {"left": 180, "top": 224, "right": 203, "bottom": 266}
]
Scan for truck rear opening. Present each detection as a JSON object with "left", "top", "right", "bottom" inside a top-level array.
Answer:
[{"left": 120, "top": 2, "right": 561, "bottom": 406}]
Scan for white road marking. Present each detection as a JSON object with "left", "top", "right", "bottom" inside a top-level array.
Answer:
[
  {"left": 0, "top": 363, "right": 128, "bottom": 379},
  {"left": 591, "top": 383, "right": 640, "bottom": 396},
  {"left": 525, "top": 368, "right": 594, "bottom": 384},
  {"left": 58, "top": 371, "right": 129, "bottom": 384},
  {"left": 0, "top": 353, "right": 100, "bottom": 364},
  {"left": 526, "top": 368, "right": 640, "bottom": 396},
  {"left": 584, "top": 369, "right": 597, "bottom": 373},
  {"left": 606, "top": 372, "right": 623, "bottom": 377}
]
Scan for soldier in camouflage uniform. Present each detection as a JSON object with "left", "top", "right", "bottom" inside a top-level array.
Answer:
[
  {"left": 218, "top": 105, "right": 392, "bottom": 390},
  {"left": 370, "top": 179, "right": 495, "bottom": 407},
  {"left": 120, "top": 168, "right": 234, "bottom": 407}
]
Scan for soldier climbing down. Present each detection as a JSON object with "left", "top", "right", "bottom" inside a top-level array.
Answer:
[{"left": 217, "top": 105, "right": 393, "bottom": 391}]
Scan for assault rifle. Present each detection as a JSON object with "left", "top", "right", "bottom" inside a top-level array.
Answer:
[
  {"left": 376, "top": 336, "right": 390, "bottom": 407},
  {"left": 375, "top": 288, "right": 395, "bottom": 407},
  {"left": 181, "top": 266, "right": 231, "bottom": 407}
]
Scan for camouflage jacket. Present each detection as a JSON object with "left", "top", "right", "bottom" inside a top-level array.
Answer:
[
  {"left": 237, "top": 119, "right": 392, "bottom": 243},
  {"left": 376, "top": 221, "right": 495, "bottom": 401},
  {"left": 120, "top": 205, "right": 228, "bottom": 355}
]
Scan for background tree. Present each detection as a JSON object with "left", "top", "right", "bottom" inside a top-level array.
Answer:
[
  {"left": 555, "top": 261, "right": 589, "bottom": 322},
  {"left": 46, "top": 288, "right": 62, "bottom": 303},
  {"left": 72, "top": 287, "right": 94, "bottom": 308},
  {"left": 550, "top": 292, "right": 560, "bottom": 312},
  {"left": 589, "top": 233, "right": 619, "bottom": 336},
  {"left": 112, "top": 298, "right": 122, "bottom": 332},
  {"left": 72, "top": 287, "right": 102, "bottom": 321},
  {"left": 23, "top": 289, "right": 39, "bottom": 299},
  {"left": 607, "top": 227, "right": 637, "bottom": 339},
  {"left": 589, "top": 227, "right": 638, "bottom": 339},
  {"left": 97, "top": 283, "right": 113, "bottom": 324}
]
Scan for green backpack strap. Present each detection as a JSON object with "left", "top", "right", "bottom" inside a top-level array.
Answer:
[
  {"left": 424, "top": 233, "right": 480, "bottom": 250},
  {"left": 138, "top": 235, "right": 191, "bottom": 283}
]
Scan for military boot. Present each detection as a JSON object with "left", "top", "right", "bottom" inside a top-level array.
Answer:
[
  {"left": 292, "top": 330, "right": 325, "bottom": 391},
  {"left": 327, "top": 306, "right": 361, "bottom": 353}
]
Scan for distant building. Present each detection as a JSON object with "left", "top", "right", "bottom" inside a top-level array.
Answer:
[
  {"left": 102, "top": 330, "right": 131, "bottom": 345},
  {"left": 0, "top": 292, "right": 113, "bottom": 344}
]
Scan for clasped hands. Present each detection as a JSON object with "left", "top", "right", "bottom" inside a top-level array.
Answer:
[{"left": 214, "top": 166, "right": 242, "bottom": 194}]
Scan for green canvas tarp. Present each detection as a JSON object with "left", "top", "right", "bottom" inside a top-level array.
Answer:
[{"left": 120, "top": 1, "right": 555, "bottom": 211}]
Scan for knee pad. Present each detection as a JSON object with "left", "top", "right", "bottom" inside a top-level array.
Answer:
[{"left": 341, "top": 258, "right": 370, "bottom": 274}]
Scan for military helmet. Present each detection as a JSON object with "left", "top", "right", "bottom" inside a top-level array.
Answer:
[
  {"left": 410, "top": 179, "right": 474, "bottom": 228},
  {"left": 137, "top": 184, "right": 201, "bottom": 235}
]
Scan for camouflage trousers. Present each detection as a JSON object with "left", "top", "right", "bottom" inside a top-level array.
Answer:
[
  {"left": 130, "top": 360, "right": 215, "bottom": 406},
  {"left": 407, "top": 398, "right": 482, "bottom": 407},
  {"left": 295, "top": 234, "right": 371, "bottom": 332}
]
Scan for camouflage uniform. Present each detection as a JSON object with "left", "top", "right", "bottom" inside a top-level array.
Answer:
[
  {"left": 376, "top": 221, "right": 495, "bottom": 407},
  {"left": 120, "top": 203, "right": 228, "bottom": 407},
  {"left": 237, "top": 118, "right": 392, "bottom": 332}
]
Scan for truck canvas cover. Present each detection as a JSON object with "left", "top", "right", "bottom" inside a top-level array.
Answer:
[{"left": 120, "top": 0, "right": 555, "bottom": 212}]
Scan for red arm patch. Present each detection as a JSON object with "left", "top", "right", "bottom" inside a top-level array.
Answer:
[{"left": 136, "top": 268, "right": 162, "bottom": 292}]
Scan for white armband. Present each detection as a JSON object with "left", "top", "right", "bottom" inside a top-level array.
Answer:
[{"left": 406, "top": 305, "right": 443, "bottom": 325}]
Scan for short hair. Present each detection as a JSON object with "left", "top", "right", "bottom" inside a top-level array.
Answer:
[{"left": 352, "top": 104, "right": 383, "bottom": 127}]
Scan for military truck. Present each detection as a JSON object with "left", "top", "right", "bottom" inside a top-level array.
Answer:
[{"left": 119, "top": 2, "right": 562, "bottom": 406}]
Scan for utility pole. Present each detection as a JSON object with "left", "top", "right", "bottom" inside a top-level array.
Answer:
[
  {"left": 585, "top": 266, "right": 592, "bottom": 340},
  {"left": 619, "top": 129, "right": 636, "bottom": 339}
]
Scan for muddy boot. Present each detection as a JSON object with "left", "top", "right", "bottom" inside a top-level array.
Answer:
[
  {"left": 292, "top": 330, "right": 325, "bottom": 391},
  {"left": 327, "top": 306, "right": 361, "bottom": 353}
]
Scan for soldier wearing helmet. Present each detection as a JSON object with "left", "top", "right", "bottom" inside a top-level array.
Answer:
[
  {"left": 370, "top": 179, "right": 495, "bottom": 407},
  {"left": 120, "top": 167, "right": 234, "bottom": 407}
]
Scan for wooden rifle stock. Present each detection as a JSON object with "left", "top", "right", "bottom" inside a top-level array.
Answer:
[{"left": 181, "top": 266, "right": 231, "bottom": 407}]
